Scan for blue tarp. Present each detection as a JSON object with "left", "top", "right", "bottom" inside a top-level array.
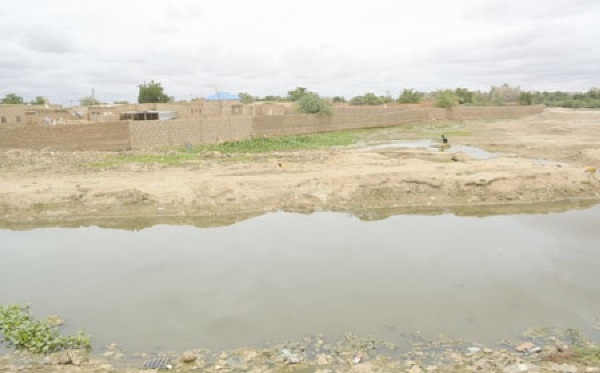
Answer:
[{"left": 204, "top": 92, "right": 240, "bottom": 101}]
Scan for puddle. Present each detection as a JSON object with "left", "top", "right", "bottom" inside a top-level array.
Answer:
[
  {"left": 367, "top": 140, "right": 501, "bottom": 160},
  {"left": 2, "top": 206, "right": 600, "bottom": 353}
]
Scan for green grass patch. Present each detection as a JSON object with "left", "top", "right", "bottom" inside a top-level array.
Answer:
[
  {"left": 573, "top": 345, "right": 600, "bottom": 365},
  {"left": 181, "top": 131, "right": 362, "bottom": 154},
  {"left": 0, "top": 304, "right": 91, "bottom": 353},
  {"left": 89, "top": 131, "right": 364, "bottom": 168}
]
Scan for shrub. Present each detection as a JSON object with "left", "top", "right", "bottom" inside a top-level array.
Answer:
[
  {"left": 0, "top": 304, "right": 91, "bottom": 353},
  {"left": 398, "top": 89, "right": 422, "bottom": 104},
  {"left": 349, "top": 92, "right": 384, "bottom": 105},
  {"left": 297, "top": 93, "right": 332, "bottom": 114},
  {"left": 434, "top": 90, "right": 458, "bottom": 109}
]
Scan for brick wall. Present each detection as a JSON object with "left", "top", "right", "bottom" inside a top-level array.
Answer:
[
  {"left": 129, "top": 116, "right": 253, "bottom": 149},
  {"left": 253, "top": 106, "right": 543, "bottom": 137},
  {"left": 0, "top": 106, "right": 543, "bottom": 150},
  {"left": 0, "top": 122, "right": 130, "bottom": 150}
]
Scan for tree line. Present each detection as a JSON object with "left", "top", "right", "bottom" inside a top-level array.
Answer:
[{"left": 3, "top": 83, "right": 600, "bottom": 114}]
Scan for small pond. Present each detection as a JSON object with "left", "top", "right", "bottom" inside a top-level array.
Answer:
[
  {"left": 368, "top": 139, "right": 500, "bottom": 159},
  {"left": 1, "top": 206, "right": 600, "bottom": 353}
]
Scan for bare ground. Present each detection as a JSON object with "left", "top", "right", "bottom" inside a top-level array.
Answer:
[{"left": 0, "top": 108, "right": 599, "bottom": 229}]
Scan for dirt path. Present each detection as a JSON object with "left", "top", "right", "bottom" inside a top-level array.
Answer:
[{"left": 1, "top": 108, "right": 599, "bottom": 228}]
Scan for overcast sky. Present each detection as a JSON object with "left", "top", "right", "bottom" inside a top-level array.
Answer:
[{"left": 1, "top": 0, "right": 599, "bottom": 105}]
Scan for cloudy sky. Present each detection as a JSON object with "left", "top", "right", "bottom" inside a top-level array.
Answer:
[{"left": 1, "top": 0, "right": 598, "bottom": 105}]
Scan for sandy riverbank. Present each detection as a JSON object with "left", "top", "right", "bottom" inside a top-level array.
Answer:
[{"left": 1, "top": 108, "right": 599, "bottom": 229}]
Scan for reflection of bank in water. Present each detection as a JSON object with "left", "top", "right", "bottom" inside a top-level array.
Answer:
[{"left": 367, "top": 139, "right": 499, "bottom": 160}]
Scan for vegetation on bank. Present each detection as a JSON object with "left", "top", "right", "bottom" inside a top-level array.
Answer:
[
  {"left": 89, "top": 130, "right": 364, "bottom": 168},
  {"left": 0, "top": 304, "right": 91, "bottom": 353}
]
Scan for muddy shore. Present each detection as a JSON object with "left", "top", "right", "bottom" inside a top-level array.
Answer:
[{"left": 2, "top": 328, "right": 600, "bottom": 373}]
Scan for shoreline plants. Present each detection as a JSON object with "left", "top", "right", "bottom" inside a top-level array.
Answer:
[{"left": 0, "top": 304, "right": 91, "bottom": 353}]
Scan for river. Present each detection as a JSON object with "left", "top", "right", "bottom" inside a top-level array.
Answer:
[{"left": 1, "top": 206, "right": 599, "bottom": 353}]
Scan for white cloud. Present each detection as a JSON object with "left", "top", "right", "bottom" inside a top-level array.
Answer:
[{"left": 0, "top": 0, "right": 598, "bottom": 105}]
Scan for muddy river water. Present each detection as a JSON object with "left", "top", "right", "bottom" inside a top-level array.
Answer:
[{"left": 1, "top": 206, "right": 600, "bottom": 353}]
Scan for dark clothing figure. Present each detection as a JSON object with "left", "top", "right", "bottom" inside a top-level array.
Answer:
[{"left": 441, "top": 134, "right": 448, "bottom": 144}]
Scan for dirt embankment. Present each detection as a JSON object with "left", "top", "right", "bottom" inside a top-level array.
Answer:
[{"left": 0, "top": 108, "right": 599, "bottom": 228}]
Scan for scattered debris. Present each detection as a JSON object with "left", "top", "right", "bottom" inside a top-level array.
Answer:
[
  {"left": 353, "top": 353, "right": 363, "bottom": 364},
  {"left": 280, "top": 349, "right": 303, "bottom": 364},
  {"left": 143, "top": 356, "right": 172, "bottom": 370}
]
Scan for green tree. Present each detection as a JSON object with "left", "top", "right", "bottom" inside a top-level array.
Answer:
[
  {"left": 138, "top": 80, "right": 170, "bottom": 103},
  {"left": 238, "top": 92, "right": 256, "bottom": 104},
  {"left": 1, "top": 93, "right": 24, "bottom": 104},
  {"left": 296, "top": 92, "right": 332, "bottom": 114},
  {"left": 349, "top": 92, "right": 384, "bottom": 105},
  {"left": 263, "top": 95, "right": 286, "bottom": 102},
  {"left": 518, "top": 92, "right": 533, "bottom": 105},
  {"left": 398, "top": 89, "right": 422, "bottom": 104},
  {"left": 332, "top": 96, "right": 346, "bottom": 103},
  {"left": 288, "top": 87, "right": 308, "bottom": 102},
  {"left": 434, "top": 90, "right": 458, "bottom": 109},
  {"left": 381, "top": 94, "right": 394, "bottom": 104},
  {"left": 30, "top": 96, "right": 47, "bottom": 105},
  {"left": 79, "top": 96, "right": 100, "bottom": 106},
  {"left": 471, "top": 91, "right": 491, "bottom": 106},
  {"left": 490, "top": 84, "right": 520, "bottom": 105},
  {"left": 454, "top": 88, "right": 473, "bottom": 104}
]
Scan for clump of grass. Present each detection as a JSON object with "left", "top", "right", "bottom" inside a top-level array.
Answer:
[
  {"left": 0, "top": 304, "right": 91, "bottom": 353},
  {"left": 573, "top": 345, "right": 600, "bottom": 365},
  {"left": 181, "top": 131, "right": 362, "bottom": 154},
  {"left": 89, "top": 131, "right": 363, "bottom": 168}
]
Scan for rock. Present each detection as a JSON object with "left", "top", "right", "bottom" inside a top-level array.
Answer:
[
  {"left": 180, "top": 351, "right": 197, "bottom": 363},
  {"left": 483, "top": 348, "right": 493, "bottom": 353},
  {"left": 44, "top": 315, "right": 64, "bottom": 326},
  {"left": 280, "top": 348, "right": 303, "bottom": 364},
  {"left": 97, "top": 363, "right": 116, "bottom": 372},
  {"left": 551, "top": 363, "right": 578, "bottom": 373},
  {"left": 516, "top": 342, "right": 536, "bottom": 353},
  {"left": 408, "top": 365, "right": 424, "bottom": 373},
  {"left": 503, "top": 363, "right": 540, "bottom": 373},
  {"left": 350, "top": 362, "right": 376, "bottom": 373},
  {"left": 66, "top": 349, "right": 87, "bottom": 366},
  {"left": 227, "top": 356, "right": 248, "bottom": 369},
  {"left": 57, "top": 351, "right": 72, "bottom": 365},
  {"left": 467, "top": 347, "right": 481, "bottom": 353},
  {"left": 287, "top": 354, "right": 302, "bottom": 364},
  {"left": 316, "top": 353, "right": 332, "bottom": 365}
]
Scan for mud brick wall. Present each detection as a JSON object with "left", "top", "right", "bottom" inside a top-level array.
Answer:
[
  {"left": 252, "top": 106, "right": 543, "bottom": 137},
  {"left": 129, "top": 116, "right": 253, "bottom": 149},
  {"left": 253, "top": 108, "right": 443, "bottom": 137},
  {"left": 0, "top": 106, "right": 545, "bottom": 150},
  {"left": 0, "top": 122, "right": 130, "bottom": 151}
]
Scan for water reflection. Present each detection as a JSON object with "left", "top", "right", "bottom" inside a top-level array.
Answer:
[{"left": 1, "top": 207, "right": 600, "bottom": 352}]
